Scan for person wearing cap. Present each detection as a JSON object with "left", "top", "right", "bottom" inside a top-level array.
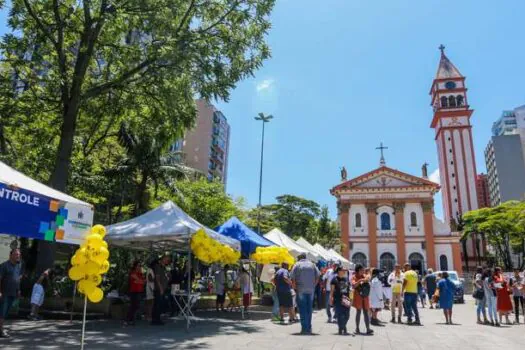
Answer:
[{"left": 291, "top": 253, "right": 320, "bottom": 335}]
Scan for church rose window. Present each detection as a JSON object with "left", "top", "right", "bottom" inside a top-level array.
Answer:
[
  {"left": 352, "top": 252, "right": 367, "bottom": 267},
  {"left": 410, "top": 212, "right": 417, "bottom": 227},
  {"left": 380, "top": 212, "right": 391, "bottom": 230},
  {"left": 355, "top": 213, "right": 362, "bottom": 228}
]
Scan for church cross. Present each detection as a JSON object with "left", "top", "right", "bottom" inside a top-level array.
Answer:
[
  {"left": 439, "top": 44, "right": 446, "bottom": 55},
  {"left": 376, "top": 142, "right": 388, "bottom": 166}
]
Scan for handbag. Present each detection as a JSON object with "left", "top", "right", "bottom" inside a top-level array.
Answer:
[
  {"left": 472, "top": 288, "right": 484, "bottom": 300},
  {"left": 342, "top": 295, "right": 351, "bottom": 308}
]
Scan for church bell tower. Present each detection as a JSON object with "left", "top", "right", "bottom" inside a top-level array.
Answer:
[{"left": 430, "top": 45, "right": 479, "bottom": 227}]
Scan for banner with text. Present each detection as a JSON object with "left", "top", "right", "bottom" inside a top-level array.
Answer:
[{"left": 0, "top": 183, "right": 93, "bottom": 245}]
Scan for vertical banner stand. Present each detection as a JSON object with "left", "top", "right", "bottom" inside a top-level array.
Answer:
[{"left": 80, "top": 296, "right": 87, "bottom": 350}]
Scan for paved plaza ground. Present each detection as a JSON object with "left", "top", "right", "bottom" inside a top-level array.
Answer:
[{"left": 1, "top": 297, "right": 524, "bottom": 349}]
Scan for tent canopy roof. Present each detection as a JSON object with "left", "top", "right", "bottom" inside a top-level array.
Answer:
[
  {"left": 328, "top": 248, "right": 354, "bottom": 269},
  {"left": 264, "top": 228, "right": 318, "bottom": 262},
  {"left": 215, "top": 217, "right": 274, "bottom": 256},
  {"left": 0, "top": 161, "right": 91, "bottom": 207},
  {"left": 295, "top": 237, "right": 324, "bottom": 261},
  {"left": 106, "top": 201, "right": 240, "bottom": 252}
]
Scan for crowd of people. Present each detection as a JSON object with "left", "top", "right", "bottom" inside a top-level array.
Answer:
[{"left": 473, "top": 266, "right": 524, "bottom": 326}]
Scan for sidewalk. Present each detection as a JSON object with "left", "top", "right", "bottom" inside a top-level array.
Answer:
[{"left": 1, "top": 297, "right": 524, "bottom": 349}]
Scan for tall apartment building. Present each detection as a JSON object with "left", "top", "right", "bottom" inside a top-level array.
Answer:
[
  {"left": 170, "top": 100, "right": 230, "bottom": 185},
  {"left": 475, "top": 174, "right": 491, "bottom": 208},
  {"left": 485, "top": 134, "right": 525, "bottom": 206}
]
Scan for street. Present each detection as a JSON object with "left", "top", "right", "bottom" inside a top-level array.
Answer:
[{"left": 2, "top": 297, "right": 524, "bottom": 349}]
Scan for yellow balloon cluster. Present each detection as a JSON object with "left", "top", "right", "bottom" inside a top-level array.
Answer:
[
  {"left": 191, "top": 229, "right": 241, "bottom": 265},
  {"left": 250, "top": 246, "right": 295, "bottom": 266},
  {"left": 68, "top": 224, "right": 110, "bottom": 303}
]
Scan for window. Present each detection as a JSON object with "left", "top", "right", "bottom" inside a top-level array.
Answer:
[
  {"left": 380, "top": 213, "right": 391, "bottom": 230},
  {"left": 408, "top": 252, "right": 425, "bottom": 275},
  {"left": 352, "top": 252, "right": 367, "bottom": 267},
  {"left": 439, "top": 255, "right": 449, "bottom": 271},
  {"left": 355, "top": 213, "right": 362, "bottom": 228},
  {"left": 448, "top": 95, "right": 456, "bottom": 107},
  {"left": 440, "top": 96, "right": 448, "bottom": 108},
  {"left": 380, "top": 252, "right": 396, "bottom": 272},
  {"left": 410, "top": 212, "right": 418, "bottom": 227},
  {"left": 456, "top": 95, "right": 464, "bottom": 107}
]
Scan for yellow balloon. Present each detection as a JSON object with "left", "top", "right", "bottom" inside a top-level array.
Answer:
[
  {"left": 101, "top": 240, "right": 108, "bottom": 249},
  {"left": 99, "top": 261, "right": 110, "bottom": 274},
  {"left": 99, "top": 247, "right": 109, "bottom": 260},
  {"left": 86, "top": 234, "right": 103, "bottom": 249},
  {"left": 91, "top": 224, "right": 107, "bottom": 237},
  {"left": 88, "top": 288, "right": 104, "bottom": 303},
  {"left": 68, "top": 266, "right": 83, "bottom": 281},
  {"left": 85, "top": 261, "right": 101, "bottom": 275},
  {"left": 89, "top": 274, "right": 102, "bottom": 286},
  {"left": 79, "top": 279, "right": 96, "bottom": 294}
]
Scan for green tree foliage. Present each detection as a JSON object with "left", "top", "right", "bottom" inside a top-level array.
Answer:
[
  {"left": 463, "top": 201, "right": 525, "bottom": 270},
  {"left": 0, "top": 0, "right": 275, "bottom": 268}
]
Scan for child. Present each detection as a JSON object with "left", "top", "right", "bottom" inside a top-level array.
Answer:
[{"left": 29, "top": 269, "right": 50, "bottom": 320}]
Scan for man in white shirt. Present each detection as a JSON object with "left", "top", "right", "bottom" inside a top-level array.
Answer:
[
  {"left": 322, "top": 261, "right": 339, "bottom": 323},
  {"left": 388, "top": 264, "right": 405, "bottom": 323}
]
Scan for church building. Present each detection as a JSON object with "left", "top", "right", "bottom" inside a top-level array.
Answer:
[
  {"left": 331, "top": 160, "right": 462, "bottom": 274},
  {"left": 330, "top": 47, "right": 479, "bottom": 273}
]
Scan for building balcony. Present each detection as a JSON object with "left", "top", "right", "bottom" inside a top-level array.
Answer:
[{"left": 378, "top": 229, "right": 396, "bottom": 237}]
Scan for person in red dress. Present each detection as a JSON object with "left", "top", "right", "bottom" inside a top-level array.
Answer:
[
  {"left": 493, "top": 267, "right": 512, "bottom": 325},
  {"left": 351, "top": 264, "right": 373, "bottom": 335},
  {"left": 125, "top": 260, "right": 145, "bottom": 326}
]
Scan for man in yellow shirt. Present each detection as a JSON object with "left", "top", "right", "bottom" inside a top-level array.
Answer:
[{"left": 402, "top": 263, "right": 421, "bottom": 325}]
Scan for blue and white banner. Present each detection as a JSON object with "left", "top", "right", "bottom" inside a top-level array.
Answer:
[{"left": 0, "top": 183, "right": 93, "bottom": 245}]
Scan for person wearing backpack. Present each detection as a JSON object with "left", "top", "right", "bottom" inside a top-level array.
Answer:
[
  {"left": 473, "top": 267, "right": 488, "bottom": 325},
  {"left": 351, "top": 264, "right": 373, "bottom": 335}
]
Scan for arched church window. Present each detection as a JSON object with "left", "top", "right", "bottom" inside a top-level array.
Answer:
[
  {"left": 380, "top": 213, "right": 391, "bottom": 230},
  {"left": 410, "top": 212, "right": 418, "bottom": 227},
  {"left": 380, "top": 252, "right": 396, "bottom": 272},
  {"left": 408, "top": 252, "right": 425, "bottom": 275},
  {"left": 352, "top": 252, "right": 367, "bottom": 267},
  {"left": 355, "top": 213, "right": 362, "bottom": 228},
  {"left": 440, "top": 96, "right": 448, "bottom": 108},
  {"left": 456, "top": 95, "right": 464, "bottom": 107},
  {"left": 439, "top": 255, "right": 449, "bottom": 271},
  {"left": 448, "top": 95, "right": 456, "bottom": 107}
]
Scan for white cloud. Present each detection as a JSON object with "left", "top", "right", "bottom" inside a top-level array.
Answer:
[
  {"left": 429, "top": 168, "right": 440, "bottom": 184},
  {"left": 256, "top": 78, "right": 274, "bottom": 92}
]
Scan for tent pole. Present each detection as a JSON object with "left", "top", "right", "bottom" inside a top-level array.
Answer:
[
  {"left": 80, "top": 295, "right": 87, "bottom": 350},
  {"left": 187, "top": 241, "right": 191, "bottom": 331}
]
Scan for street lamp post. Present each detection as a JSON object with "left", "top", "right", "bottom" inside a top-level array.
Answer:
[{"left": 255, "top": 112, "right": 273, "bottom": 234}]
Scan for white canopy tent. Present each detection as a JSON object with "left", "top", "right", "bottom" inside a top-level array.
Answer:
[
  {"left": 313, "top": 243, "right": 340, "bottom": 262},
  {"left": 106, "top": 200, "right": 240, "bottom": 330},
  {"left": 295, "top": 237, "right": 328, "bottom": 261},
  {"left": 264, "top": 228, "right": 319, "bottom": 262},
  {"left": 328, "top": 248, "right": 354, "bottom": 270},
  {"left": 106, "top": 200, "right": 240, "bottom": 251}
]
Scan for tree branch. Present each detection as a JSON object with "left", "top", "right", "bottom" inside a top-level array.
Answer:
[
  {"left": 22, "top": 0, "right": 58, "bottom": 47},
  {"left": 198, "top": 0, "right": 241, "bottom": 34}
]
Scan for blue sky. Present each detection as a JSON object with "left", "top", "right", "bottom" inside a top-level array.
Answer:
[
  {"left": 2, "top": 1, "right": 525, "bottom": 220},
  {"left": 215, "top": 0, "right": 525, "bottom": 219}
]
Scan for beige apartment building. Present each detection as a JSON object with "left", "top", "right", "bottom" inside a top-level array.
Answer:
[{"left": 170, "top": 100, "right": 230, "bottom": 185}]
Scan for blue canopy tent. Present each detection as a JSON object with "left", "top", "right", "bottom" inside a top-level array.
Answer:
[{"left": 215, "top": 217, "right": 274, "bottom": 257}]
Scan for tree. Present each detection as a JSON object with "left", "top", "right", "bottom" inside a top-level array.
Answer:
[
  {"left": 270, "top": 194, "right": 321, "bottom": 238},
  {"left": 166, "top": 178, "right": 245, "bottom": 229},
  {"left": 1, "top": 0, "right": 275, "bottom": 268},
  {"left": 463, "top": 201, "right": 525, "bottom": 270}
]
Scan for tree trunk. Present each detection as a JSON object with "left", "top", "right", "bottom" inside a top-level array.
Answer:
[
  {"left": 461, "top": 239, "right": 469, "bottom": 272},
  {"left": 135, "top": 172, "right": 149, "bottom": 215}
]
